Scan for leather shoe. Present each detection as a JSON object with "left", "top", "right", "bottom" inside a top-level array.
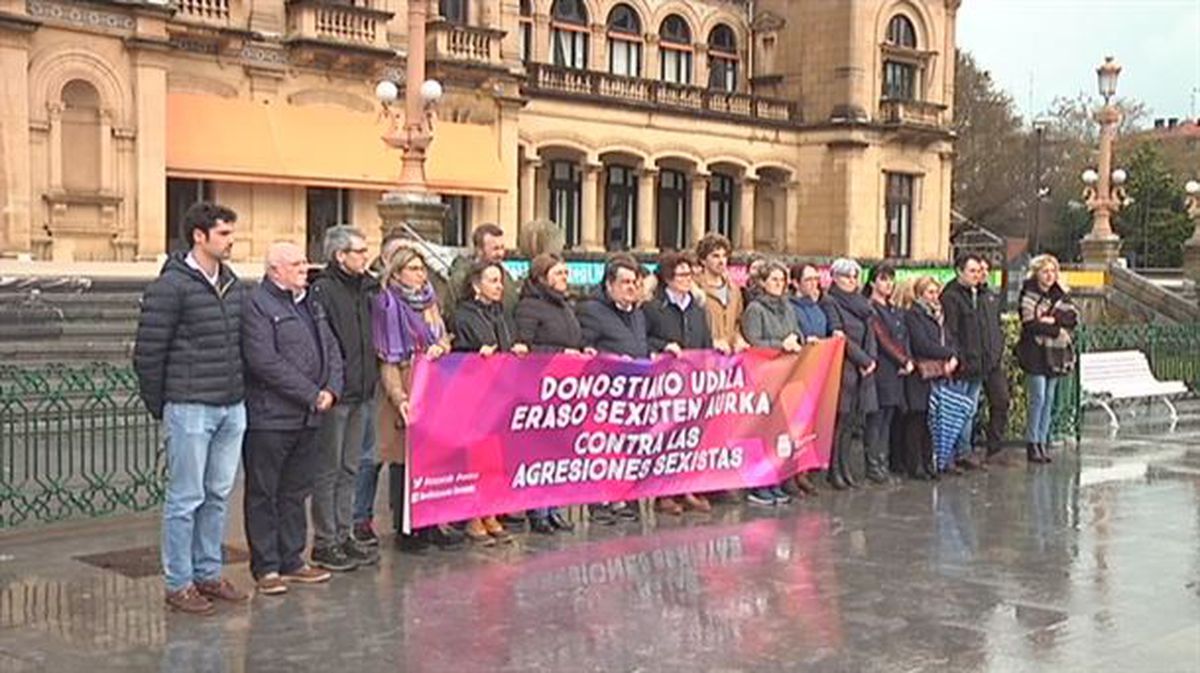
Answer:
[
  {"left": 530, "top": 517, "right": 556, "bottom": 535},
  {"left": 549, "top": 510, "right": 575, "bottom": 531}
]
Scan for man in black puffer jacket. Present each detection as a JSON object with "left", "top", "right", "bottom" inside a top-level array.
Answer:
[
  {"left": 577, "top": 255, "right": 650, "bottom": 359},
  {"left": 133, "top": 202, "right": 249, "bottom": 614}
]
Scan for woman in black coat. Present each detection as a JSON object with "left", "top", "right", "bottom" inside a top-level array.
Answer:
[
  {"left": 643, "top": 251, "right": 717, "bottom": 515},
  {"left": 453, "top": 261, "right": 529, "bottom": 545},
  {"left": 513, "top": 253, "right": 588, "bottom": 533},
  {"left": 901, "top": 276, "right": 959, "bottom": 479},
  {"left": 1016, "top": 254, "right": 1078, "bottom": 464},
  {"left": 863, "top": 264, "right": 913, "bottom": 484},
  {"left": 820, "top": 258, "right": 878, "bottom": 490}
]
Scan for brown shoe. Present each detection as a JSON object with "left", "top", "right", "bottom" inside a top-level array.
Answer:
[
  {"left": 482, "top": 516, "right": 513, "bottom": 544},
  {"left": 466, "top": 518, "right": 496, "bottom": 546},
  {"left": 681, "top": 494, "right": 712, "bottom": 513},
  {"left": 281, "top": 565, "right": 332, "bottom": 584},
  {"left": 255, "top": 572, "right": 288, "bottom": 596},
  {"left": 165, "top": 585, "right": 215, "bottom": 615},
  {"left": 656, "top": 497, "right": 684, "bottom": 516},
  {"left": 794, "top": 474, "right": 819, "bottom": 496},
  {"left": 195, "top": 577, "right": 249, "bottom": 603}
]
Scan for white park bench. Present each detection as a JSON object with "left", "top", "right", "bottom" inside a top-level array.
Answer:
[{"left": 1080, "top": 350, "right": 1189, "bottom": 432}]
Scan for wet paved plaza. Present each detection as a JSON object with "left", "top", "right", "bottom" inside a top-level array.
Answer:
[{"left": 2, "top": 422, "right": 1199, "bottom": 673}]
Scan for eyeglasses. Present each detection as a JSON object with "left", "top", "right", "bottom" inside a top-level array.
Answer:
[
  {"left": 347, "top": 247, "right": 369, "bottom": 255},
  {"left": 673, "top": 269, "right": 693, "bottom": 278},
  {"left": 402, "top": 264, "right": 427, "bottom": 273}
]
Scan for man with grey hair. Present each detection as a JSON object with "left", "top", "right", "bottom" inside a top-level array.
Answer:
[
  {"left": 242, "top": 241, "right": 343, "bottom": 594},
  {"left": 309, "top": 225, "right": 380, "bottom": 570}
]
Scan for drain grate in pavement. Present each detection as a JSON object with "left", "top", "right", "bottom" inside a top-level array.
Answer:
[{"left": 73, "top": 545, "right": 249, "bottom": 579}]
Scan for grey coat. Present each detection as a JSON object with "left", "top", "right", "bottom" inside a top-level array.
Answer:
[{"left": 741, "top": 294, "right": 799, "bottom": 348}]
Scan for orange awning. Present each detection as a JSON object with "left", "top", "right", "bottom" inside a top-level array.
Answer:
[{"left": 165, "top": 93, "right": 508, "bottom": 195}]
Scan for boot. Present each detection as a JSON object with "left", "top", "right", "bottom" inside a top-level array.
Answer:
[
  {"left": 388, "top": 463, "right": 405, "bottom": 536},
  {"left": 839, "top": 448, "right": 859, "bottom": 488},
  {"left": 795, "top": 473, "right": 819, "bottom": 496},
  {"left": 865, "top": 452, "right": 891, "bottom": 485},
  {"left": 1037, "top": 443, "right": 1053, "bottom": 463},
  {"left": 827, "top": 466, "right": 848, "bottom": 490},
  {"left": 1026, "top": 442, "right": 1040, "bottom": 464}
]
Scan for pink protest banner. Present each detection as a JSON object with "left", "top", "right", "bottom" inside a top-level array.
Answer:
[{"left": 404, "top": 338, "right": 845, "bottom": 530}]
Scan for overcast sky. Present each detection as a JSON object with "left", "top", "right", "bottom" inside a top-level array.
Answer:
[{"left": 957, "top": 0, "right": 1200, "bottom": 125}]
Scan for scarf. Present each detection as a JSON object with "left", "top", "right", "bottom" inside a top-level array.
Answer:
[
  {"left": 1023, "top": 282, "right": 1078, "bottom": 374},
  {"left": 373, "top": 282, "right": 442, "bottom": 364},
  {"left": 915, "top": 297, "right": 943, "bottom": 325},
  {"left": 829, "top": 285, "right": 874, "bottom": 321}
]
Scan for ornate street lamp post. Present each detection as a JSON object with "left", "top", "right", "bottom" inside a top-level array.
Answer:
[
  {"left": 376, "top": 0, "right": 449, "bottom": 244},
  {"left": 1080, "top": 56, "right": 1127, "bottom": 265},
  {"left": 1183, "top": 180, "right": 1200, "bottom": 281}
]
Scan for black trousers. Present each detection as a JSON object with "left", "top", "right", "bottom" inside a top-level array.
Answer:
[
  {"left": 243, "top": 428, "right": 319, "bottom": 579},
  {"left": 983, "top": 366, "right": 1011, "bottom": 455},
  {"left": 864, "top": 406, "right": 897, "bottom": 474},
  {"left": 901, "top": 411, "right": 933, "bottom": 477}
]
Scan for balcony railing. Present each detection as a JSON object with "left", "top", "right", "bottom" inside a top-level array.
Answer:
[
  {"left": 526, "top": 64, "right": 798, "bottom": 125},
  {"left": 878, "top": 98, "right": 947, "bottom": 128},
  {"left": 286, "top": 0, "right": 392, "bottom": 51},
  {"left": 175, "top": 0, "right": 230, "bottom": 24},
  {"left": 427, "top": 20, "right": 504, "bottom": 67}
]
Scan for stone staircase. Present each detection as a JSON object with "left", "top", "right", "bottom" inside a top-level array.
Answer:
[{"left": 0, "top": 280, "right": 144, "bottom": 365}]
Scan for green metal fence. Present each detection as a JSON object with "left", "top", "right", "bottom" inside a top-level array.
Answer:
[{"left": 0, "top": 363, "right": 163, "bottom": 529}]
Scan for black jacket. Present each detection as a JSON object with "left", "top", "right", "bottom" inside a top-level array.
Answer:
[
  {"left": 1016, "top": 278, "right": 1077, "bottom": 376},
  {"left": 940, "top": 279, "right": 1002, "bottom": 380},
  {"left": 869, "top": 301, "right": 912, "bottom": 409},
  {"left": 133, "top": 252, "right": 246, "bottom": 419},
  {"left": 821, "top": 287, "right": 879, "bottom": 416},
  {"left": 577, "top": 296, "right": 649, "bottom": 358},
  {"left": 643, "top": 291, "right": 713, "bottom": 352},
  {"left": 242, "top": 280, "right": 344, "bottom": 431},
  {"left": 903, "top": 304, "right": 958, "bottom": 413},
  {"left": 453, "top": 298, "right": 518, "bottom": 352},
  {"left": 310, "top": 264, "right": 379, "bottom": 404},
  {"left": 514, "top": 283, "right": 584, "bottom": 353}
]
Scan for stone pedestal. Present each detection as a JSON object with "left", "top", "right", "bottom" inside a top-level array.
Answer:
[
  {"left": 1183, "top": 236, "right": 1200, "bottom": 282},
  {"left": 1080, "top": 234, "right": 1122, "bottom": 266},
  {"left": 377, "top": 190, "right": 448, "bottom": 244}
]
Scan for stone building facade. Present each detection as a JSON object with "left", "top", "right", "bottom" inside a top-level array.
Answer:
[{"left": 0, "top": 0, "right": 958, "bottom": 263}]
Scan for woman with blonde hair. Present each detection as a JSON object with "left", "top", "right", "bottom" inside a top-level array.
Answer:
[
  {"left": 1016, "top": 254, "right": 1078, "bottom": 463},
  {"left": 373, "top": 245, "right": 464, "bottom": 552},
  {"left": 901, "top": 275, "right": 959, "bottom": 479}
]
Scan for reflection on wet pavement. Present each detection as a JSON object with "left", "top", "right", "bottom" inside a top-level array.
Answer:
[{"left": 1, "top": 442, "right": 1198, "bottom": 673}]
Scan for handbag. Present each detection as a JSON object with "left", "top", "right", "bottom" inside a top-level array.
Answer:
[{"left": 916, "top": 359, "right": 947, "bottom": 380}]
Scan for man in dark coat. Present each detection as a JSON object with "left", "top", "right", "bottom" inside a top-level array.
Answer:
[
  {"left": 577, "top": 256, "right": 650, "bottom": 359},
  {"left": 133, "top": 202, "right": 249, "bottom": 614},
  {"left": 575, "top": 255, "right": 649, "bottom": 523},
  {"left": 939, "top": 254, "right": 990, "bottom": 469},
  {"left": 977, "top": 258, "right": 1011, "bottom": 462},
  {"left": 308, "top": 226, "right": 380, "bottom": 571},
  {"left": 242, "top": 242, "right": 344, "bottom": 595}
]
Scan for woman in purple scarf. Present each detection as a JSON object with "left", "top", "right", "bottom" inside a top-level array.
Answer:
[{"left": 373, "top": 245, "right": 463, "bottom": 552}]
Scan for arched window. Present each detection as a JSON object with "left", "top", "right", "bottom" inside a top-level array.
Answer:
[
  {"left": 882, "top": 14, "right": 919, "bottom": 100},
  {"left": 707, "top": 173, "right": 735, "bottom": 240},
  {"left": 519, "top": 0, "right": 533, "bottom": 62},
  {"left": 707, "top": 24, "right": 738, "bottom": 92},
  {"left": 439, "top": 0, "right": 467, "bottom": 24},
  {"left": 551, "top": 0, "right": 589, "bottom": 70},
  {"left": 607, "top": 4, "right": 642, "bottom": 77},
  {"left": 886, "top": 15, "right": 917, "bottom": 48},
  {"left": 61, "top": 79, "right": 101, "bottom": 193},
  {"left": 659, "top": 15, "right": 693, "bottom": 85}
]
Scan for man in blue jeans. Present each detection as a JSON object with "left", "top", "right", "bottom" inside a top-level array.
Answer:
[{"left": 134, "top": 202, "right": 249, "bottom": 614}]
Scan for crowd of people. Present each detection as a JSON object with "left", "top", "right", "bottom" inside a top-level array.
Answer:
[{"left": 133, "top": 201, "right": 1079, "bottom": 615}]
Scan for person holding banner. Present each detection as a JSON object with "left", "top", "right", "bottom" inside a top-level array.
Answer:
[
  {"left": 741, "top": 261, "right": 804, "bottom": 506},
  {"left": 515, "top": 253, "right": 589, "bottom": 534},
  {"left": 820, "top": 258, "right": 879, "bottom": 490},
  {"left": 452, "top": 261, "right": 530, "bottom": 545},
  {"left": 786, "top": 263, "right": 830, "bottom": 498},
  {"left": 695, "top": 233, "right": 747, "bottom": 354},
  {"left": 373, "top": 245, "right": 465, "bottom": 552},
  {"left": 644, "top": 251, "right": 719, "bottom": 515},
  {"left": 902, "top": 276, "right": 959, "bottom": 479},
  {"left": 577, "top": 255, "right": 650, "bottom": 524}
]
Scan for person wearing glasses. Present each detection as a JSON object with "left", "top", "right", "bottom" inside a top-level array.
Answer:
[
  {"left": 644, "top": 251, "right": 719, "bottom": 516},
  {"left": 373, "top": 245, "right": 464, "bottom": 552},
  {"left": 785, "top": 263, "right": 831, "bottom": 498},
  {"left": 820, "top": 258, "right": 879, "bottom": 490},
  {"left": 308, "top": 226, "right": 381, "bottom": 572}
]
